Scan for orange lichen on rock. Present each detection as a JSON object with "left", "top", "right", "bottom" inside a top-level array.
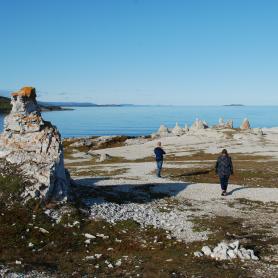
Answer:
[{"left": 12, "top": 87, "right": 36, "bottom": 98}]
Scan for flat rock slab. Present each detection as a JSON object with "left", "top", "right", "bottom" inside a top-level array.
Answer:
[{"left": 78, "top": 177, "right": 278, "bottom": 203}]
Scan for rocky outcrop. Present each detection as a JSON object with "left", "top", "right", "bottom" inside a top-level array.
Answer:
[
  {"left": 158, "top": 124, "right": 170, "bottom": 136},
  {"left": 191, "top": 119, "right": 209, "bottom": 130},
  {"left": 0, "top": 87, "right": 70, "bottom": 202},
  {"left": 151, "top": 124, "right": 171, "bottom": 138},
  {"left": 241, "top": 118, "right": 251, "bottom": 130},
  {"left": 172, "top": 122, "right": 184, "bottom": 136},
  {"left": 214, "top": 118, "right": 233, "bottom": 129}
]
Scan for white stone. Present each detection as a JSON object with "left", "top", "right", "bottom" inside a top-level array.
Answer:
[
  {"left": 28, "top": 242, "right": 34, "bottom": 247},
  {"left": 84, "top": 233, "right": 96, "bottom": 239},
  {"left": 194, "top": 251, "right": 204, "bottom": 257},
  {"left": 84, "top": 239, "right": 91, "bottom": 244},
  {"left": 85, "top": 256, "right": 95, "bottom": 260},
  {"left": 38, "top": 228, "right": 49, "bottom": 234},
  {"left": 229, "top": 240, "right": 239, "bottom": 251},
  {"left": 227, "top": 249, "right": 237, "bottom": 259},
  {"left": 95, "top": 254, "right": 102, "bottom": 259},
  {"left": 115, "top": 259, "right": 122, "bottom": 266},
  {"left": 201, "top": 246, "right": 212, "bottom": 256}
]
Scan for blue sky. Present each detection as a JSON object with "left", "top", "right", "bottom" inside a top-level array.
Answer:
[{"left": 1, "top": 0, "right": 278, "bottom": 105}]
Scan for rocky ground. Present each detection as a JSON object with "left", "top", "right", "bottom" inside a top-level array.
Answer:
[{"left": 1, "top": 128, "right": 278, "bottom": 277}]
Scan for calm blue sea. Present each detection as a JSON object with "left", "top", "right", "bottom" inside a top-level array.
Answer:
[{"left": 0, "top": 106, "right": 277, "bottom": 137}]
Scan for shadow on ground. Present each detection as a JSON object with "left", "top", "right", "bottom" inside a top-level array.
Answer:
[
  {"left": 227, "top": 186, "right": 249, "bottom": 196},
  {"left": 71, "top": 177, "right": 192, "bottom": 206}
]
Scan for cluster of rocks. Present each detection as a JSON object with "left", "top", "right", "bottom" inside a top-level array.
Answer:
[
  {"left": 213, "top": 118, "right": 234, "bottom": 129},
  {"left": 65, "top": 136, "right": 117, "bottom": 148},
  {"left": 88, "top": 200, "right": 208, "bottom": 242},
  {"left": 151, "top": 118, "right": 253, "bottom": 138},
  {"left": 194, "top": 240, "right": 259, "bottom": 261},
  {"left": 64, "top": 135, "right": 131, "bottom": 150},
  {"left": 0, "top": 87, "right": 70, "bottom": 202}
]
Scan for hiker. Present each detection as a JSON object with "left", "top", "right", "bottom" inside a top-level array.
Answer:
[
  {"left": 154, "top": 141, "right": 166, "bottom": 178},
  {"left": 215, "top": 149, "right": 234, "bottom": 196}
]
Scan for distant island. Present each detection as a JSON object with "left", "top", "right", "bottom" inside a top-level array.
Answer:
[
  {"left": 41, "top": 101, "right": 135, "bottom": 107},
  {"left": 224, "top": 104, "right": 245, "bottom": 107}
]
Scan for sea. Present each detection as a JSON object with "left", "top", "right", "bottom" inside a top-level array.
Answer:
[{"left": 0, "top": 106, "right": 277, "bottom": 138}]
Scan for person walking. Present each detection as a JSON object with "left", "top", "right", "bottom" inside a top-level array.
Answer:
[
  {"left": 215, "top": 149, "right": 234, "bottom": 196},
  {"left": 154, "top": 142, "right": 166, "bottom": 178}
]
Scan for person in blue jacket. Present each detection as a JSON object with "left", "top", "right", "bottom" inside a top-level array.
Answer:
[
  {"left": 154, "top": 141, "right": 166, "bottom": 177},
  {"left": 215, "top": 149, "right": 234, "bottom": 196}
]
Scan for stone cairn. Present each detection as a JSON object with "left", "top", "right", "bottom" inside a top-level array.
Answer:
[{"left": 0, "top": 87, "right": 70, "bottom": 202}]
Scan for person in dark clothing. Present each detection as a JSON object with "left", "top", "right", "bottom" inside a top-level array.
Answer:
[
  {"left": 154, "top": 141, "right": 166, "bottom": 177},
  {"left": 215, "top": 149, "right": 234, "bottom": 196}
]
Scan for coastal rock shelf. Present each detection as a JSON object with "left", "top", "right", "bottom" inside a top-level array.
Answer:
[
  {"left": 0, "top": 87, "right": 70, "bottom": 201},
  {"left": 151, "top": 117, "right": 259, "bottom": 138}
]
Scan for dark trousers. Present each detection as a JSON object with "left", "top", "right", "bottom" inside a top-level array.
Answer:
[
  {"left": 220, "top": 175, "right": 229, "bottom": 191},
  {"left": 156, "top": 160, "right": 163, "bottom": 177}
]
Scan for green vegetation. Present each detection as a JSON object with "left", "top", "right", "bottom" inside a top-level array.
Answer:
[
  {"left": 162, "top": 152, "right": 278, "bottom": 188},
  {"left": 0, "top": 159, "right": 276, "bottom": 276},
  {"left": 190, "top": 215, "right": 278, "bottom": 261},
  {"left": 0, "top": 200, "right": 251, "bottom": 277},
  {"left": 0, "top": 96, "right": 12, "bottom": 113}
]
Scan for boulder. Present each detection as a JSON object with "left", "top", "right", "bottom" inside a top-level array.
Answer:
[
  {"left": 0, "top": 87, "right": 70, "bottom": 202},
  {"left": 240, "top": 118, "right": 251, "bottom": 130}
]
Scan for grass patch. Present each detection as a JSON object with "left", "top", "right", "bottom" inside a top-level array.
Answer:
[
  {"left": 162, "top": 153, "right": 278, "bottom": 188},
  {"left": 190, "top": 215, "right": 278, "bottom": 262},
  {"left": 70, "top": 167, "right": 128, "bottom": 177}
]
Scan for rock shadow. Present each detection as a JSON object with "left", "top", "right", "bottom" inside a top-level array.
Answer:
[{"left": 71, "top": 177, "right": 191, "bottom": 206}]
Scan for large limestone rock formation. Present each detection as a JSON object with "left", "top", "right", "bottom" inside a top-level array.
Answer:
[{"left": 0, "top": 87, "right": 70, "bottom": 201}]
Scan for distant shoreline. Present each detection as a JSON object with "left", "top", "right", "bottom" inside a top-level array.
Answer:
[{"left": 223, "top": 104, "right": 245, "bottom": 107}]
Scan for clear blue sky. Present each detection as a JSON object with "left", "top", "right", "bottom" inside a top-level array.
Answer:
[{"left": 1, "top": 0, "right": 278, "bottom": 105}]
